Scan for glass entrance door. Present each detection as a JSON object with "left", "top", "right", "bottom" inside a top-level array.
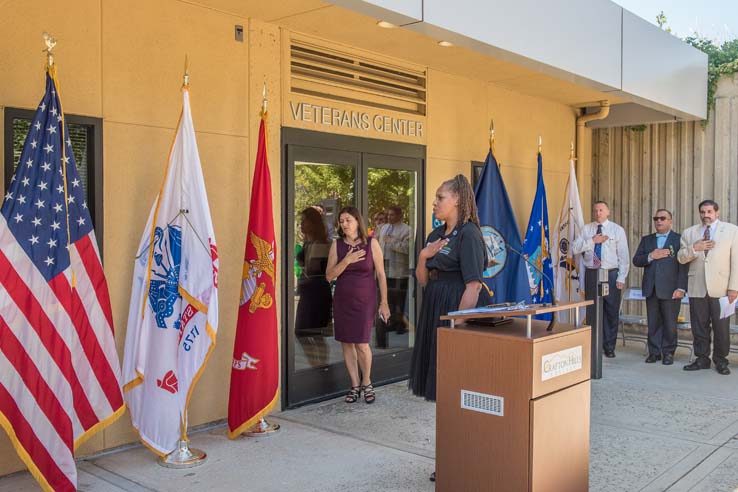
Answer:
[
  {"left": 284, "top": 135, "right": 423, "bottom": 407},
  {"left": 365, "top": 154, "right": 419, "bottom": 353}
]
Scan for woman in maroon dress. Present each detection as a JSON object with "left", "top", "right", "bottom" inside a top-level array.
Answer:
[{"left": 326, "top": 206, "right": 390, "bottom": 404}]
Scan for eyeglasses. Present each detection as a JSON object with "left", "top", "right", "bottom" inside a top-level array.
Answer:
[{"left": 652, "top": 216, "right": 669, "bottom": 221}]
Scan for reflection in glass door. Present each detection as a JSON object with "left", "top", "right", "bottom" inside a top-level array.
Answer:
[
  {"left": 284, "top": 132, "right": 424, "bottom": 408},
  {"left": 293, "top": 159, "right": 355, "bottom": 372},
  {"left": 366, "top": 157, "right": 418, "bottom": 354}
]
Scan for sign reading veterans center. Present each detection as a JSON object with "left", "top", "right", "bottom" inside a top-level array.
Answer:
[{"left": 288, "top": 99, "right": 425, "bottom": 140}]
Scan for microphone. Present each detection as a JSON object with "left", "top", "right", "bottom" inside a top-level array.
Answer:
[{"left": 505, "top": 243, "right": 558, "bottom": 331}]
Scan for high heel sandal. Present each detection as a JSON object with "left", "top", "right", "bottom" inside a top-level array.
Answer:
[
  {"left": 362, "top": 384, "right": 375, "bottom": 404},
  {"left": 345, "top": 386, "right": 361, "bottom": 403}
]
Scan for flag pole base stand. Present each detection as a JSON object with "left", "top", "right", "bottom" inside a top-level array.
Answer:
[
  {"left": 158, "top": 440, "right": 207, "bottom": 468},
  {"left": 245, "top": 418, "right": 280, "bottom": 437}
]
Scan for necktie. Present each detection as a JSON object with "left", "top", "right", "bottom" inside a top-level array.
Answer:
[
  {"left": 703, "top": 226, "right": 710, "bottom": 257},
  {"left": 656, "top": 233, "right": 668, "bottom": 249},
  {"left": 593, "top": 224, "right": 603, "bottom": 268}
]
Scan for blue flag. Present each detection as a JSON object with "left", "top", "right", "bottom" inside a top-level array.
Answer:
[
  {"left": 474, "top": 150, "right": 531, "bottom": 304},
  {"left": 522, "top": 153, "right": 554, "bottom": 320}
]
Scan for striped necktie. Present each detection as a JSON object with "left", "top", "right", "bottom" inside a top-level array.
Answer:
[
  {"left": 703, "top": 226, "right": 710, "bottom": 257},
  {"left": 593, "top": 224, "right": 603, "bottom": 268}
]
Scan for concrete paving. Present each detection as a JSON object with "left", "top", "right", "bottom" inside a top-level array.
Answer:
[{"left": 2, "top": 343, "right": 738, "bottom": 491}]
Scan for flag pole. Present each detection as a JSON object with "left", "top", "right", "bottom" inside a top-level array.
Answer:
[
  {"left": 489, "top": 118, "right": 495, "bottom": 154},
  {"left": 157, "top": 61, "right": 208, "bottom": 468},
  {"left": 44, "top": 34, "right": 77, "bottom": 290},
  {"left": 538, "top": 137, "right": 544, "bottom": 300},
  {"left": 244, "top": 82, "right": 281, "bottom": 438},
  {"left": 567, "top": 142, "right": 575, "bottom": 303}
]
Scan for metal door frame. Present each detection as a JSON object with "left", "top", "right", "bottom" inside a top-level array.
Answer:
[{"left": 281, "top": 128, "right": 425, "bottom": 408}]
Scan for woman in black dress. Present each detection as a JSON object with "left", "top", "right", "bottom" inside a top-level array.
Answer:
[
  {"left": 295, "top": 207, "right": 332, "bottom": 337},
  {"left": 326, "top": 207, "right": 391, "bottom": 404},
  {"left": 409, "top": 174, "right": 489, "bottom": 402}
]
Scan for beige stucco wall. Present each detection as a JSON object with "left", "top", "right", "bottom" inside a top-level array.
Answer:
[
  {"left": 0, "top": 0, "right": 583, "bottom": 477},
  {"left": 425, "top": 69, "right": 578, "bottom": 237}
]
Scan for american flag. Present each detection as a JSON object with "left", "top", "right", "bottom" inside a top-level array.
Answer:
[{"left": 0, "top": 70, "right": 124, "bottom": 492}]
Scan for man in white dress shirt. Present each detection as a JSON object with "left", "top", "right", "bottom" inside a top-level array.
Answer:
[
  {"left": 677, "top": 200, "right": 738, "bottom": 375},
  {"left": 379, "top": 206, "right": 411, "bottom": 339},
  {"left": 572, "top": 201, "right": 630, "bottom": 358}
]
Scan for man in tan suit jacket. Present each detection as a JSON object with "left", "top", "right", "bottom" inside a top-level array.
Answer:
[{"left": 678, "top": 200, "right": 738, "bottom": 375}]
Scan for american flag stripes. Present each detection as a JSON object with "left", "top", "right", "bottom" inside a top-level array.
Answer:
[{"left": 0, "top": 69, "right": 124, "bottom": 492}]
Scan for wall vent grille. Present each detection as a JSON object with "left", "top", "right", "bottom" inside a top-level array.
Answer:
[
  {"left": 461, "top": 390, "right": 504, "bottom": 417},
  {"left": 290, "top": 39, "right": 427, "bottom": 116}
]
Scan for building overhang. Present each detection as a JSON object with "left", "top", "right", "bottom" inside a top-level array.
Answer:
[{"left": 327, "top": 0, "right": 709, "bottom": 123}]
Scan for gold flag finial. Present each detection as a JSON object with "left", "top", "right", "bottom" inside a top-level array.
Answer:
[
  {"left": 489, "top": 118, "right": 495, "bottom": 152},
  {"left": 538, "top": 135, "right": 542, "bottom": 153},
  {"left": 42, "top": 32, "right": 57, "bottom": 71},
  {"left": 183, "top": 55, "right": 190, "bottom": 87},
  {"left": 570, "top": 141, "right": 575, "bottom": 160},
  {"left": 261, "top": 82, "right": 268, "bottom": 116}
]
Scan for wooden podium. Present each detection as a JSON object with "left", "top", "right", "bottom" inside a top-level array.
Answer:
[{"left": 436, "top": 301, "right": 592, "bottom": 492}]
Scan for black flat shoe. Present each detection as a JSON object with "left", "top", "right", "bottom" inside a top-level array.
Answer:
[
  {"left": 430, "top": 472, "right": 436, "bottom": 482},
  {"left": 683, "top": 361, "right": 710, "bottom": 371},
  {"left": 604, "top": 351, "right": 615, "bottom": 358},
  {"left": 645, "top": 354, "right": 661, "bottom": 363},
  {"left": 662, "top": 354, "right": 674, "bottom": 365},
  {"left": 716, "top": 365, "right": 731, "bottom": 375}
]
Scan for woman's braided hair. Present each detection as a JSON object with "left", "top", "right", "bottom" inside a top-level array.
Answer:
[{"left": 441, "top": 174, "right": 480, "bottom": 228}]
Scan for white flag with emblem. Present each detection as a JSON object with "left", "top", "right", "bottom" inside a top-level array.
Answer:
[
  {"left": 122, "top": 85, "right": 219, "bottom": 455},
  {"left": 553, "top": 159, "right": 585, "bottom": 324}
]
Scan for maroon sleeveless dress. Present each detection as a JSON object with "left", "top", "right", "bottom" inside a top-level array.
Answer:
[{"left": 333, "top": 237, "right": 377, "bottom": 343}]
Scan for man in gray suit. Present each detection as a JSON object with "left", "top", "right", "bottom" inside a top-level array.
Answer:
[
  {"left": 678, "top": 200, "right": 738, "bottom": 375},
  {"left": 632, "top": 209, "right": 687, "bottom": 365}
]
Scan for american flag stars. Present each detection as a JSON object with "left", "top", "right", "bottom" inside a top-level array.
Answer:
[{"left": 1, "top": 75, "right": 92, "bottom": 281}]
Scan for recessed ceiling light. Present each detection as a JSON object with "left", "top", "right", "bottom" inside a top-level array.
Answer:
[
  {"left": 437, "top": 40, "right": 454, "bottom": 47},
  {"left": 377, "top": 20, "right": 397, "bottom": 28}
]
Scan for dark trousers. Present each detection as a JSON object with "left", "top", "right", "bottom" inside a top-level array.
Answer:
[
  {"left": 376, "top": 277, "right": 409, "bottom": 348},
  {"left": 585, "top": 268, "right": 622, "bottom": 352},
  {"left": 689, "top": 296, "right": 730, "bottom": 366},
  {"left": 387, "top": 277, "right": 408, "bottom": 330},
  {"left": 645, "top": 296, "right": 680, "bottom": 356}
]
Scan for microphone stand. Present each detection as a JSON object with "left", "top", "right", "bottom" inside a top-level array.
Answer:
[{"left": 505, "top": 243, "right": 558, "bottom": 331}]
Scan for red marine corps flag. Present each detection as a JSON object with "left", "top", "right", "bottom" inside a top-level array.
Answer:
[{"left": 228, "top": 90, "right": 279, "bottom": 437}]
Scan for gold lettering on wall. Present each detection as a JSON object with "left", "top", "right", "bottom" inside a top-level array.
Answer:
[{"left": 289, "top": 101, "right": 424, "bottom": 138}]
